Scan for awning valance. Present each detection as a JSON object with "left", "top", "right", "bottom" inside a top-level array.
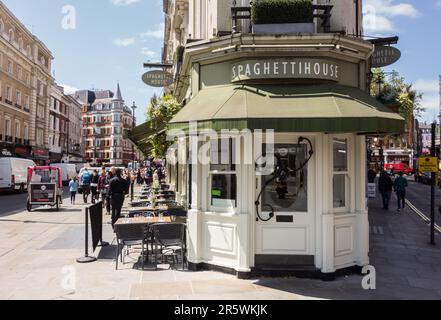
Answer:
[
  {"left": 127, "top": 121, "right": 165, "bottom": 157},
  {"left": 168, "top": 84, "right": 405, "bottom": 134}
]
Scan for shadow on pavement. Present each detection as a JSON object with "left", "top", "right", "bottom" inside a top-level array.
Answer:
[{"left": 97, "top": 244, "right": 117, "bottom": 260}]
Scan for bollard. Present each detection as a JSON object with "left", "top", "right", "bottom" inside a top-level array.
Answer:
[{"left": 76, "top": 207, "right": 97, "bottom": 263}]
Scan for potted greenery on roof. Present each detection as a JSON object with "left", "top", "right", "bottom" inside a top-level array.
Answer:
[{"left": 252, "top": 0, "right": 315, "bottom": 34}]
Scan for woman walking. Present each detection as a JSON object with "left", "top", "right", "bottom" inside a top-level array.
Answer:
[{"left": 69, "top": 177, "right": 79, "bottom": 205}]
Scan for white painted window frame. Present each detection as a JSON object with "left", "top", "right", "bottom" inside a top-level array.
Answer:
[
  {"left": 203, "top": 136, "right": 241, "bottom": 215},
  {"left": 330, "top": 134, "right": 355, "bottom": 214}
]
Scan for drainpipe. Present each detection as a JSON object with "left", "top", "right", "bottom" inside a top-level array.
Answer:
[{"left": 355, "top": 0, "right": 360, "bottom": 37}]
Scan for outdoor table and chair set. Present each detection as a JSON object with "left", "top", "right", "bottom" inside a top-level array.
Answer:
[{"left": 113, "top": 183, "right": 188, "bottom": 271}]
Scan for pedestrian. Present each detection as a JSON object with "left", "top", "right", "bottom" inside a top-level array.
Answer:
[
  {"left": 109, "top": 168, "right": 129, "bottom": 228},
  {"left": 69, "top": 177, "right": 79, "bottom": 205},
  {"left": 104, "top": 171, "right": 113, "bottom": 215},
  {"left": 90, "top": 170, "right": 99, "bottom": 204},
  {"left": 136, "top": 170, "right": 143, "bottom": 185},
  {"left": 146, "top": 167, "right": 153, "bottom": 186},
  {"left": 394, "top": 172, "right": 408, "bottom": 212},
  {"left": 378, "top": 171, "right": 393, "bottom": 211},
  {"left": 98, "top": 168, "right": 107, "bottom": 202},
  {"left": 81, "top": 168, "right": 91, "bottom": 204},
  {"left": 368, "top": 166, "right": 377, "bottom": 184}
]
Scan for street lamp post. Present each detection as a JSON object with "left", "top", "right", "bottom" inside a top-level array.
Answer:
[
  {"left": 131, "top": 102, "right": 137, "bottom": 169},
  {"left": 130, "top": 102, "right": 137, "bottom": 202}
]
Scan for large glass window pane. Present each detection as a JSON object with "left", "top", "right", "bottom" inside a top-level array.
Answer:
[
  {"left": 210, "top": 138, "right": 236, "bottom": 172},
  {"left": 333, "top": 175, "right": 346, "bottom": 208},
  {"left": 211, "top": 174, "right": 237, "bottom": 208},
  {"left": 262, "top": 144, "right": 308, "bottom": 212},
  {"left": 333, "top": 139, "right": 348, "bottom": 172}
]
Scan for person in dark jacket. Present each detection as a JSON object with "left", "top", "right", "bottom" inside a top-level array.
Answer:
[
  {"left": 394, "top": 172, "right": 408, "bottom": 212},
  {"left": 90, "top": 170, "right": 100, "bottom": 204},
  {"left": 378, "top": 171, "right": 393, "bottom": 210},
  {"left": 368, "top": 167, "right": 377, "bottom": 183},
  {"left": 109, "top": 168, "right": 128, "bottom": 228}
]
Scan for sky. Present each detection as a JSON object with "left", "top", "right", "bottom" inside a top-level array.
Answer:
[
  {"left": 2, "top": 0, "right": 441, "bottom": 124},
  {"left": 2, "top": 0, "right": 164, "bottom": 124}
]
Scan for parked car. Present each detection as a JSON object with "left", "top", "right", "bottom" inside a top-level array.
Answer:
[
  {"left": 0, "top": 157, "right": 36, "bottom": 192},
  {"left": 418, "top": 172, "right": 432, "bottom": 185},
  {"left": 384, "top": 162, "right": 413, "bottom": 175},
  {"left": 50, "top": 163, "right": 78, "bottom": 186}
]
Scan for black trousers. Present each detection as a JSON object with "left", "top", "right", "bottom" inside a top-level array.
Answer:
[
  {"left": 397, "top": 190, "right": 406, "bottom": 209},
  {"left": 111, "top": 194, "right": 125, "bottom": 227}
]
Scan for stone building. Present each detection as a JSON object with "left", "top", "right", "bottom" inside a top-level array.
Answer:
[
  {"left": 66, "top": 93, "right": 84, "bottom": 163},
  {"left": 74, "top": 84, "right": 135, "bottom": 166},
  {"left": 162, "top": 0, "right": 404, "bottom": 278},
  {"left": 49, "top": 85, "right": 69, "bottom": 163},
  {"left": 0, "top": 1, "right": 53, "bottom": 163}
]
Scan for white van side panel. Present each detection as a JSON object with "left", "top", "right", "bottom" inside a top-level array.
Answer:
[
  {"left": 11, "top": 159, "right": 35, "bottom": 188},
  {"left": 0, "top": 158, "right": 34, "bottom": 190},
  {"left": 0, "top": 158, "right": 12, "bottom": 189}
]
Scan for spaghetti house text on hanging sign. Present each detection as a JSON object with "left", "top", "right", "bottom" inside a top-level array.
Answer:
[{"left": 231, "top": 59, "right": 340, "bottom": 82}]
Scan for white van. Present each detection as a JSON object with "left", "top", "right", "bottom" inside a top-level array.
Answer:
[
  {"left": 51, "top": 163, "right": 78, "bottom": 185},
  {"left": 0, "top": 157, "right": 36, "bottom": 192}
]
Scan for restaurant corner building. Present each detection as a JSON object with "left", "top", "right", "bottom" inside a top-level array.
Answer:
[{"left": 158, "top": 0, "right": 404, "bottom": 279}]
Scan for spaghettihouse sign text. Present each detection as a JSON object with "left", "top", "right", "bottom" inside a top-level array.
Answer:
[{"left": 231, "top": 59, "right": 340, "bottom": 82}]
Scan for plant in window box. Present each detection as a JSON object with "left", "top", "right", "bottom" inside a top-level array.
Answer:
[{"left": 252, "top": 0, "right": 315, "bottom": 34}]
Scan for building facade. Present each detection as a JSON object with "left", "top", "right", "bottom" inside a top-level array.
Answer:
[
  {"left": 48, "top": 85, "right": 84, "bottom": 164},
  {"left": 49, "top": 85, "right": 69, "bottom": 163},
  {"left": 163, "top": 0, "right": 404, "bottom": 278},
  {"left": 66, "top": 93, "right": 84, "bottom": 163},
  {"left": 0, "top": 1, "right": 53, "bottom": 163},
  {"left": 74, "top": 84, "right": 135, "bottom": 166}
]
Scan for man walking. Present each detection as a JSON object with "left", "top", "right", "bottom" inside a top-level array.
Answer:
[
  {"left": 378, "top": 171, "right": 393, "bottom": 211},
  {"left": 109, "top": 168, "right": 128, "bottom": 228},
  {"left": 81, "top": 169, "right": 91, "bottom": 204},
  {"left": 394, "top": 172, "right": 408, "bottom": 212}
]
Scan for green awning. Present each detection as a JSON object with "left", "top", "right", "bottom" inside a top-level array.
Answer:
[
  {"left": 168, "top": 84, "right": 405, "bottom": 134},
  {"left": 127, "top": 121, "right": 165, "bottom": 157}
]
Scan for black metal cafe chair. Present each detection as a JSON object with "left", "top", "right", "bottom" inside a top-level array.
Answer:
[
  {"left": 128, "top": 211, "right": 156, "bottom": 218},
  {"left": 114, "top": 223, "right": 147, "bottom": 270},
  {"left": 151, "top": 223, "right": 187, "bottom": 270},
  {"left": 131, "top": 201, "right": 151, "bottom": 208},
  {"left": 161, "top": 190, "right": 176, "bottom": 196},
  {"left": 159, "top": 194, "right": 176, "bottom": 201},
  {"left": 157, "top": 200, "right": 178, "bottom": 206},
  {"left": 167, "top": 207, "right": 188, "bottom": 217}
]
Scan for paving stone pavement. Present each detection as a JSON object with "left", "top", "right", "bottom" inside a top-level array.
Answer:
[{"left": 0, "top": 188, "right": 441, "bottom": 300}]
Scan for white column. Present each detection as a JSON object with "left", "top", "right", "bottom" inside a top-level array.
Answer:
[
  {"left": 187, "top": 131, "right": 203, "bottom": 264},
  {"left": 237, "top": 134, "right": 253, "bottom": 272},
  {"left": 355, "top": 135, "right": 369, "bottom": 266},
  {"left": 321, "top": 134, "right": 335, "bottom": 273},
  {"left": 188, "top": 0, "right": 195, "bottom": 38},
  {"left": 314, "top": 134, "right": 324, "bottom": 269}
]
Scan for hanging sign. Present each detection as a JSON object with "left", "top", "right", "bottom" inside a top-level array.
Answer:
[
  {"left": 231, "top": 58, "right": 340, "bottom": 82},
  {"left": 418, "top": 156, "right": 438, "bottom": 173},
  {"left": 371, "top": 46, "right": 401, "bottom": 68},
  {"left": 142, "top": 70, "right": 174, "bottom": 87}
]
